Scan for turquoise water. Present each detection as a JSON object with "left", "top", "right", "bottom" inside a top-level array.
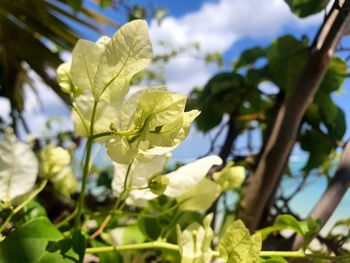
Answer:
[{"left": 280, "top": 159, "right": 350, "bottom": 234}]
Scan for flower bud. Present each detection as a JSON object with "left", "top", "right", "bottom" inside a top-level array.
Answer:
[{"left": 148, "top": 174, "right": 169, "bottom": 195}]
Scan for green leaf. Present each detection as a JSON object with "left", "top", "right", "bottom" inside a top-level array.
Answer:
[
  {"left": 326, "top": 107, "right": 346, "bottom": 140},
  {"left": 267, "top": 35, "right": 308, "bottom": 93},
  {"left": 205, "top": 52, "right": 223, "bottom": 66},
  {"left": 299, "top": 129, "right": 334, "bottom": 172},
  {"left": 234, "top": 47, "right": 266, "bottom": 70},
  {"left": 219, "top": 220, "right": 262, "bottom": 263},
  {"left": 71, "top": 230, "right": 86, "bottom": 262},
  {"left": 284, "top": 0, "right": 330, "bottom": 18},
  {"left": 22, "top": 201, "right": 47, "bottom": 222},
  {"left": 0, "top": 133, "right": 38, "bottom": 203},
  {"left": 319, "top": 57, "right": 347, "bottom": 93},
  {"left": 108, "top": 225, "right": 146, "bottom": 245},
  {"left": 189, "top": 72, "right": 245, "bottom": 132},
  {"left": 0, "top": 217, "right": 79, "bottom": 263},
  {"left": 314, "top": 92, "right": 338, "bottom": 126},
  {"left": 137, "top": 215, "right": 162, "bottom": 240},
  {"left": 258, "top": 215, "right": 321, "bottom": 247},
  {"left": 94, "top": 19, "right": 153, "bottom": 102}
]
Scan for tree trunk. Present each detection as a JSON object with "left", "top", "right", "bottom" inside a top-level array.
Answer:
[
  {"left": 291, "top": 141, "right": 350, "bottom": 250},
  {"left": 238, "top": 0, "right": 350, "bottom": 232}
]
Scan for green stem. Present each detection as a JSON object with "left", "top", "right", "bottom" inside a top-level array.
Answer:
[
  {"left": 74, "top": 100, "right": 98, "bottom": 230},
  {"left": 113, "top": 161, "right": 134, "bottom": 211},
  {"left": 85, "top": 243, "right": 350, "bottom": 261},
  {"left": 92, "top": 128, "right": 141, "bottom": 141},
  {"left": 0, "top": 180, "right": 48, "bottom": 234},
  {"left": 88, "top": 161, "right": 134, "bottom": 240},
  {"left": 55, "top": 209, "right": 77, "bottom": 228},
  {"left": 86, "top": 241, "right": 179, "bottom": 254}
]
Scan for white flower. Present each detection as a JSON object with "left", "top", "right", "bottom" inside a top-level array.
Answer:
[{"left": 112, "top": 155, "right": 222, "bottom": 210}]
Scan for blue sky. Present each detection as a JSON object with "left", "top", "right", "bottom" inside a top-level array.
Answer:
[{"left": 0, "top": 0, "right": 349, "bottom": 161}]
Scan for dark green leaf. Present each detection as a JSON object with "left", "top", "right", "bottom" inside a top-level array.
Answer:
[
  {"left": 189, "top": 72, "right": 246, "bottom": 132},
  {"left": 326, "top": 107, "right": 346, "bottom": 140},
  {"left": 234, "top": 47, "right": 266, "bottom": 70},
  {"left": 137, "top": 215, "right": 162, "bottom": 240},
  {"left": 319, "top": 57, "right": 347, "bottom": 93},
  {"left": 284, "top": 0, "right": 330, "bottom": 18},
  {"left": 300, "top": 129, "right": 334, "bottom": 171},
  {"left": 314, "top": 92, "right": 338, "bottom": 126},
  {"left": 267, "top": 35, "right": 308, "bottom": 94},
  {"left": 71, "top": 230, "right": 86, "bottom": 263}
]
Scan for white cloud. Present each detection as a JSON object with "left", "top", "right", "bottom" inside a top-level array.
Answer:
[{"left": 149, "top": 0, "right": 323, "bottom": 93}]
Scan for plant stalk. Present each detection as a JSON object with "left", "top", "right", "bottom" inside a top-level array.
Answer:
[{"left": 74, "top": 100, "right": 98, "bottom": 230}]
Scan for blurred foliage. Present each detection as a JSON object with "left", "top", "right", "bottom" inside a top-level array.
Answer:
[
  {"left": 0, "top": 0, "right": 118, "bottom": 132},
  {"left": 188, "top": 35, "right": 347, "bottom": 173},
  {"left": 284, "top": 0, "right": 330, "bottom": 17}
]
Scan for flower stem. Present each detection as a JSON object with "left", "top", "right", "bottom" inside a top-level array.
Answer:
[
  {"left": 85, "top": 243, "right": 350, "bottom": 261},
  {"left": 86, "top": 241, "right": 179, "bottom": 254},
  {"left": 74, "top": 100, "right": 98, "bottom": 231},
  {"left": 0, "top": 180, "right": 48, "bottom": 235},
  {"left": 88, "top": 161, "right": 134, "bottom": 240}
]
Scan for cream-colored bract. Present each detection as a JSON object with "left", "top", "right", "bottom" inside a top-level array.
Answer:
[
  {"left": 94, "top": 20, "right": 153, "bottom": 102},
  {"left": 112, "top": 155, "right": 222, "bottom": 210},
  {"left": 40, "top": 144, "right": 71, "bottom": 178},
  {"left": 0, "top": 133, "right": 38, "bottom": 203},
  {"left": 68, "top": 20, "right": 153, "bottom": 103},
  {"left": 177, "top": 214, "right": 214, "bottom": 263},
  {"left": 164, "top": 155, "right": 222, "bottom": 197},
  {"left": 106, "top": 88, "right": 199, "bottom": 164},
  {"left": 213, "top": 161, "right": 245, "bottom": 191}
]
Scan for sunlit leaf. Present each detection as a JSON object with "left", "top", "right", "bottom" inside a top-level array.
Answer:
[
  {"left": 0, "top": 217, "right": 79, "bottom": 262},
  {"left": 219, "top": 220, "right": 261, "bottom": 263},
  {"left": 258, "top": 215, "right": 321, "bottom": 248}
]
